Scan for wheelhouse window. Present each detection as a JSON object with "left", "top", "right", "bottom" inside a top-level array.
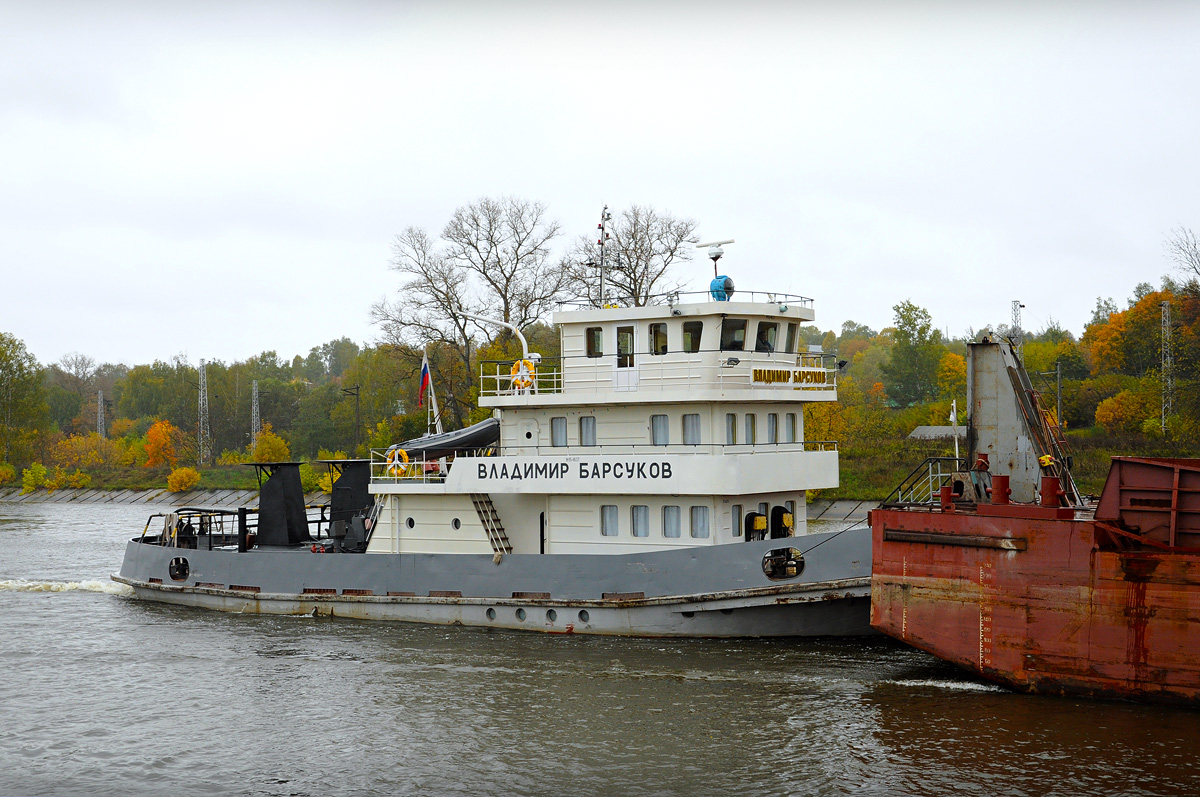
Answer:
[
  {"left": 725, "top": 413, "right": 737, "bottom": 445},
  {"left": 732, "top": 504, "right": 743, "bottom": 537},
  {"left": 586, "top": 327, "right": 603, "bottom": 358},
  {"left": 631, "top": 505, "right": 649, "bottom": 538},
  {"left": 784, "top": 413, "right": 797, "bottom": 443},
  {"left": 551, "top": 417, "right": 567, "bottom": 447},
  {"left": 690, "top": 506, "right": 710, "bottom": 539},
  {"left": 766, "top": 413, "right": 778, "bottom": 444},
  {"left": 650, "top": 414, "right": 669, "bottom": 446},
  {"left": 649, "top": 323, "right": 668, "bottom": 355},
  {"left": 580, "top": 416, "right": 597, "bottom": 447},
  {"left": 720, "top": 319, "right": 747, "bottom": 351},
  {"left": 663, "top": 505, "right": 681, "bottom": 538},
  {"left": 784, "top": 323, "right": 798, "bottom": 354},
  {"left": 601, "top": 505, "right": 619, "bottom": 536},
  {"left": 755, "top": 322, "right": 779, "bottom": 353},
  {"left": 682, "top": 413, "right": 701, "bottom": 445},
  {"left": 617, "top": 326, "right": 634, "bottom": 368},
  {"left": 745, "top": 414, "right": 756, "bottom": 444},
  {"left": 682, "top": 321, "right": 704, "bottom": 353}
]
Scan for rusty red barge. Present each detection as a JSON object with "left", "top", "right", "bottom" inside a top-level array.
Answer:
[{"left": 870, "top": 339, "right": 1200, "bottom": 707}]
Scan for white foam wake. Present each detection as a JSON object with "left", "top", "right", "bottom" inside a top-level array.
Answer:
[
  {"left": 884, "top": 678, "right": 1005, "bottom": 693},
  {"left": 0, "top": 578, "right": 134, "bottom": 596}
]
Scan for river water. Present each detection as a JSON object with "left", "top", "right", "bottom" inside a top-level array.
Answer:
[{"left": 2, "top": 502, "right": 1198, "bottom": 797}]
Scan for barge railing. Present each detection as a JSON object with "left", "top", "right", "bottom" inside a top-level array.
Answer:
[{"left": 881, "top": 457, "right": 968, "bottom": 507}]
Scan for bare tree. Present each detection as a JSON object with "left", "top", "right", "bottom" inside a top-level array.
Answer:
[
  {"left": 1166, "top": 227, "right": 1200, "bottom": 282},
  {"left": 371, "top": 197, "right": 568, "bottom": 426},
  {"left": 567, "top": 205, "right": 699, "bottom": 306},
  {"left": 56, "top": 352, "right": 97, "bottom": 397}
]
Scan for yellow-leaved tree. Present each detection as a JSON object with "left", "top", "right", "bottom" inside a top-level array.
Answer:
[
  {"left": 251, "top": 423, "right": 291, "bottom": 462},
  {"left": 144, "top": 420, "right": 181, "bottom": 468}
]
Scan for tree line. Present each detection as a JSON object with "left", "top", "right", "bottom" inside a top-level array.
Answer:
[{"left": 1, "top": 199, "right": 1197, "bottom": 492}]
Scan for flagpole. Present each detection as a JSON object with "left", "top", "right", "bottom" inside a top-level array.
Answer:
[{"left": 951, "top": 398, "right": 960, "bottom": 460}]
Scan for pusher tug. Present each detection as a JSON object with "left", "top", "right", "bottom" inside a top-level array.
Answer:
[{"left": 114, "top": 248, "right": 872, "bottom": 636}]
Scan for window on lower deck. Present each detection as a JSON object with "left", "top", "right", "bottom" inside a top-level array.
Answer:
[
  {"left": 650, "top": 414, "right": 669, "bottom": 446},
  {"left": 663, "top": 505, "right": 681, "bottom": 538},
  {"left": 551, "top": 416, "right": 567, "bottom": 447},
  {"left": 784, "top": 413, "right": 797, "bottom": 443},
  {"left": 690, "top": 506, "right": 710, "bottom": 538},
  {"left": 725, "top": 413, "right": 737, "bottom": 445},
  {"left": 601, "top": 505, "right": 619, "bottom": 536},
  {"left": 631, "top": 505, "right": 649, "bottom": 537},
  {"left": 745, "top": 414, "right": 756, "bottom": 444},
  {"left": 682, "top": 413, "right": 701, "bottom": 445},
  {"left": 766, "top": 413, "right": 778, "bottom": 443},
  {"left": 732, "top": 504, "right": 743, "bottom": 537},
  {"left": 580, "top": 416, "right": 597, "bottom": 447}
]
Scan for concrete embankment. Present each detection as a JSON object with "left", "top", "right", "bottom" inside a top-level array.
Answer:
[
  {"left": 0, "top": 487, "right": 325, "bottom": 507},
  {"left": 806, "top": 499, "right": 878, "bottom": 527}
]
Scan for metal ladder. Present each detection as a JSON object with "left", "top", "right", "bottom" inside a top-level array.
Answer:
[{"left": 470, "top": 493, "right": 513, "bottom": 554}]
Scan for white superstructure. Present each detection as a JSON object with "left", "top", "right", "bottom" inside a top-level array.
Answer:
[{"left": 368, "top": 290, "right": 839, "bottom": 559}]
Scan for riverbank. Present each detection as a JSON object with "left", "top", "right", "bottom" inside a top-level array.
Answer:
[{"left": 0, "top": 487, "right": 324, "bottom": 507}]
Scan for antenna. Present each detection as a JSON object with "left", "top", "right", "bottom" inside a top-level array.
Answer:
[
  {"left": 97, "top": 389, "right": 105, "bottom": 438},
  {"left": 697, "top": 239, "right": 735, "bottom": 277},
  {"left": 1011, "top": 300, "right": 1025, "bottom": 363},
  {"left": 251, "top": 379, "right": 261, "bottom": 443},
  {"left": 198, "top": 359, "right": 211, "bottom": 466},
  {"left": 1163, "top": 300, "right": 1173, "bottom": 434}
]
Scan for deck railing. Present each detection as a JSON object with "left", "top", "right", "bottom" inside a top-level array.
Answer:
[
  {"left": 881, "top": 457, "right": 968, "bottom": 507},
  {"left": 554, "top": 289, "right": 815, "bottom": 311}
]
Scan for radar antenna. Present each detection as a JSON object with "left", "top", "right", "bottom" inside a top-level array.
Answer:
[{"left": 696, "top": 239, "right": 735, "bottom": 277}]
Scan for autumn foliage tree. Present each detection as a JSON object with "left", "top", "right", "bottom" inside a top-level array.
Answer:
[
  {"left": 251, "top": 423, "right": 291, "bottom": 462},
  {"left": 144, "top": 419, "right": 181, "bottom": 468}
]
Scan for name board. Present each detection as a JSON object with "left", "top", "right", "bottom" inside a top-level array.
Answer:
[
  {"left": 752, "top": 368, "right": 827, "bottom": 385},
  {"left": 476, "top": 461, "right": 673, "bottom": 481}
]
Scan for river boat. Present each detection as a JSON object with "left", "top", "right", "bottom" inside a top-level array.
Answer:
[
  {"left": 114, "top": 264, "right": 872, "bottom": 636},
  {"left": 870, "top": 338, "right": 1200, "bottom": 705}
]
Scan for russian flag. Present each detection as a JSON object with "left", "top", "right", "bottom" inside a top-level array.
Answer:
[{"left": 418, "top": 354, "right": 431, "bottom": 407}]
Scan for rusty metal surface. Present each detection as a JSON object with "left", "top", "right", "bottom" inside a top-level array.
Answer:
[
  {"left": 870, "top": 499, "right": 1200, "bottom": 708},
  {"left": 1096, "top": 457, "right": 1200, "bottom": 549}
]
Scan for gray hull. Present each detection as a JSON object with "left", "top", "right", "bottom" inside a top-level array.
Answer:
[{"left": 114, "top": 529, "right": 873, "bottom": 637}]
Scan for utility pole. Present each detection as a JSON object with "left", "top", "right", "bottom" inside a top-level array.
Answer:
[
  {"left": 1011, "top": 300, "right": 1025, "bottom": 364},
  {"left": 1163, "top": 300, "right": 1174, "bottom": 434},
  {"left": 97, "top": 389, "right": 105, "bottom": 438},
  {"left": 251, "top": 379, "right": 260, "bottom": 442},
  {"left": 342, "top": 384, "right": 361, "bottom": 454},
  {"left": 198, "top": 359, "right": 211, "bottom": 466}
]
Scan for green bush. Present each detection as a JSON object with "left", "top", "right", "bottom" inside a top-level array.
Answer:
[
  {"left": 20, "top": 463, "right": 47, "bottom": 494},
  {"left": 298, "top": 462, "right": 320, "bottom": 493}
]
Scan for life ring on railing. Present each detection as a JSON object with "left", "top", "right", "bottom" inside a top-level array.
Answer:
[
  {"left": 386, "top": 447, "right": 409, "bottom": 476},
  {"left": 510, "top": 359, "right": 536, "bottom": 390}
]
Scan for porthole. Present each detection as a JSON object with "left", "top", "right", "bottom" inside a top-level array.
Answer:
[
  {"left": 451, "top": 518, "right": 461, "bottom": 530},
  {"left": 578, "top": 610, "right": 590, "bottom": 623},
  {"left": 762, "top": 547, "right": 806, "bottom": 580},
  {"left": 516, "top": 608, "right": 527, "bottom": 621},
  {"left": 525, "top": 431, "right": 533, "bottom": 440},
  {"left": 168, "top": 557, "right": 189, "bottom": 581},
  {"left": 546, "top": 609, "right": 557, "bottom": 622},
  {"left": 405, "top": 517, "right": 415, "bottom": 529},
  {"left": 682, "top": 611, "right": 695, "bottom": 619},
  {"left": 486, "top": 608, "right": 496, "bottom": 621}
]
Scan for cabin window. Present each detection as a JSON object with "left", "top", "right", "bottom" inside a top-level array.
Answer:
[
  {"left": 784, "top": 413, "right": 797, "bottom": 443},
  {"left": 785, "top": 500, "right": 796, "bottom": 518},
  {"left": 766, "top": 413, "right": 778, "bottom": 444},
  {"left": 551, "top": 417, "right": 567, "bottom": 447},
  {"left": 650, "top": 414, "right": 669, "bottom": 446},
  {"left": 745, "top": 414, "right": 756, "bottom": 444},
  {"left": 759, "top": 502, "right": 769, "bottom": 518},
  {"left": 586, "top": 327, "right": 603, "bottom": 358},
  {"left": 617, "top": 325, "right": 635, "bottom": 368},
  {"left": 732, "top": 504, "right": 743, "bottom": 537},
  {"left": 682, "top": 321, "right": 704, "bottom": 353},
  {"left": 784, "top": 323, "right": 798, "bottom": 354},
  {"left": 600, "top": 505, "right": 619, "bottom": 536},
  {"left": 631, "top": 505, "right": 649, "bottom": 538},
  {"left": 720, "top": 319, "right": 747, "bottom": 351},
  {"left": 682, "top": 413, "right": 701, "bottom": 445},
  {"left": 725, "top": 413, "right": 737, "bottom": 445},
  {"left": 690, "top": 506, "right": 710, "bottom": 539},
  {"left": 755, "top": 322, "right": 779, "bottom": 353},
  {"left": 663, "top": 505, "right": 681, "bottom": 538},
  {"left": 580, "top": 416, "right": 597, "bottom": 447},
  {"left": 649, "top": 323, "right": 668, "bottom": 355}
]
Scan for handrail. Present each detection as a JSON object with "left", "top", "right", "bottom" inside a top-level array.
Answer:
[
  {"left": 555, "top": 288, "right": 815, "bottom": 311},
  {"left": 881, "top": 457, "right": 968, "bottom": 507}
]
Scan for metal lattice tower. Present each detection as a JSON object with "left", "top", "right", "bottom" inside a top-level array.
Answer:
[
  {"left": 198, "top": 360, "right": 211, "bottom": 466},
  {"left": 251, "top": 379, "right": 260, "bottom": 442},
  {"left": 97, "top": 390, "right": 105, "bottom": 438},
  {"left": 1163, "top": 300, "right": 1174, "bottom": 433},
  {"left": 1011, "top": 300, "right": 1025, "bottom": 363}
]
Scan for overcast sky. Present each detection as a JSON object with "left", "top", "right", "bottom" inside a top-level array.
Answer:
[{"left": 4, "top": 1, "right": 1198, "bottom": 368}]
